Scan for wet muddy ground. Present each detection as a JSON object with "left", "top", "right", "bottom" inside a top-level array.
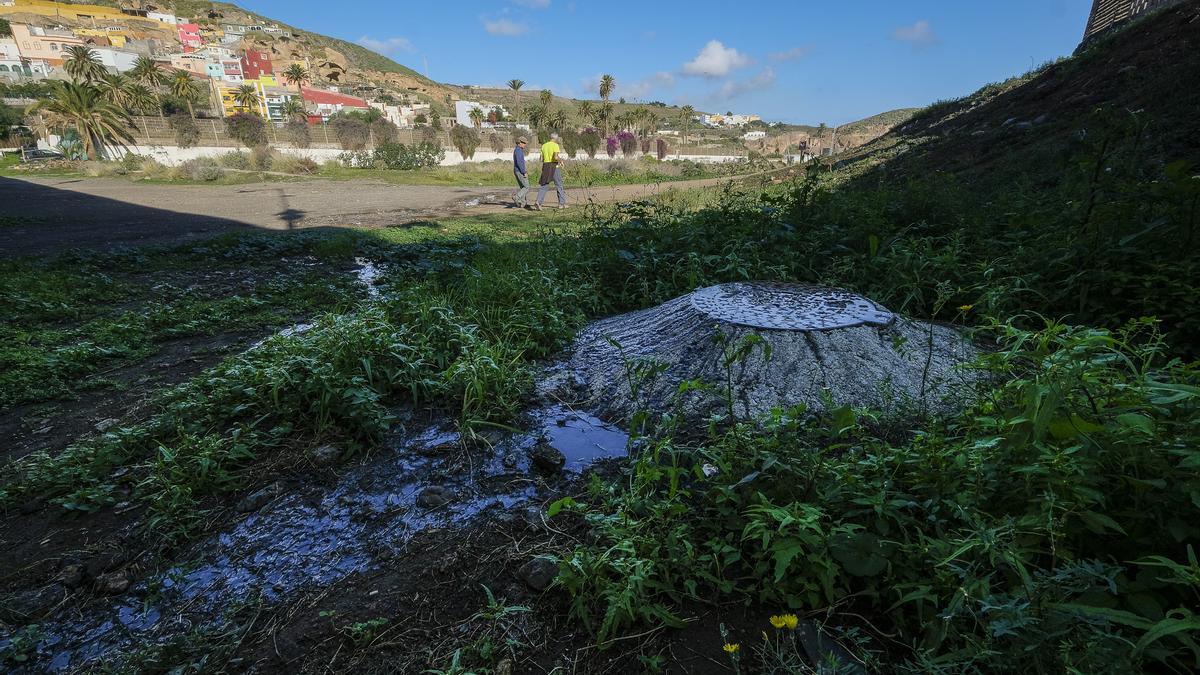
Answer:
[{"left": 1, "top": 247, "right": 764, "bottom": 674}]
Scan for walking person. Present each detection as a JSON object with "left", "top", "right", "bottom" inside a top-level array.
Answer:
[
  {"left": 512, "top": 136, "right": 530, "bottom": 208},
  {"left": 535, "top": 133, "right": 567, "bottom": 210}
]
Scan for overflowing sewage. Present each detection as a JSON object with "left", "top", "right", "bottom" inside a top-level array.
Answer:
[
  {"left": 248, "top": 258, "right": 383, "bottom": 349},
  {"left": 18, "top": 393, "right": 629, "bottom": 672}
]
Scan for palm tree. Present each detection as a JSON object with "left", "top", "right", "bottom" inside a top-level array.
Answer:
[
  {"left": 233, "top": 84, "right": 261, "bottom": 115},
  {"left": 95, "top": 73, "right": 134, "bottom": 108},
  {"left": 577, "top": 100, "right": 595, "bottom": 125},
  {"left": 525, "top": 105, "right": 547, "bottom": 130},
  {"left": 63, "top": 45, "right": 106, "bottom": 83},
  {"left": 598, "top": 75, "right": 615, "bottom": 135},
  {"left": 125, "top": 84, "right": 156, "bottom": 116},
  {"left": 170, "top": 72, "right": 202, "bottom": 119},
  {"left": 279, "top": 98, "right": 306, "bottom": 121},
  {"left": 468, "top": 106, "right": 484, "bottom": 129},
  {"left": 599, "top": 74, "right": 615, "bottom": 102},
  {"left": 282, "top": 63, "right": 310, "bottom": 103},
  {"left": 549, "top": 109, "right": 569, "bottom": 132},
  {"left": 130, "top": 55, "right": 166, "bottom": 118},
  {"left": 506, "top": 79, "right": 524, "bottom": 123},
  {"left": 679, "top": 105, "right": 695, "bottom": 146},
  {"left": 539, "top": 89, "right": 553, "bottom": 108},
  {"left": 596, "top": 101, "right": 614, "bottom": 137},
  {"left": 30, "top": 81, "right": 134, "bottom": 160}
]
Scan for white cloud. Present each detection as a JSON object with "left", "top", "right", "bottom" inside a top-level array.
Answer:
[
  {"left": 623, "top": 71, "right": 677, "bottom": 100},
  {"left": 681, "top": 40, "right": 752, "bottom": 78},
  {"left": 891, "top": 20, "right": 938, "bottom": 47},
  {"left": 356, "top": 35, "right": 415, "bottom": 55},
  {"left": 770, "top": 46, "right": 811, "bottom": 62},
  {"left": 484, "top": 18, "right": 530, "bottom": 36},
  {"left": 513, "top": 0, "right": 551, "bottom": 7},
  {"left": 711, "top": 67, "right": 776, "bottom": 102}
]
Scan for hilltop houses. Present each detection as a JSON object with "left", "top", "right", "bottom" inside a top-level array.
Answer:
[{"left": 0, "top": 0, "right": 437, "bottom": 131}]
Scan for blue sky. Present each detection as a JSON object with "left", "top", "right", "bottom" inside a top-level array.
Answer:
[{"left": 237, "top": 0, "right": 1094, "bottom": 125}]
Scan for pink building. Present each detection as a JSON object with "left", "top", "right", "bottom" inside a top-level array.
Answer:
[{"left": 177, "top": 23, "right": 202, "bottom": 52}]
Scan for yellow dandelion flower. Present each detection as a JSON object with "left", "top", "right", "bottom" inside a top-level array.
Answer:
[
  {"left": 781, "top": 613, "right": 799, "bottom": 630},
  {"left": 723, "top": 643, "right": 740, "bottom": 654},
  {"left": 958, "top": 304, "right": 974, "bottom": 312},
  {"left": 769, "top": 615, "right": 787, "bottom": 629}
]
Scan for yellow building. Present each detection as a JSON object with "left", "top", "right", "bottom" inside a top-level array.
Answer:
[{"left": 0, "top": 0, "right": 147, "bottom": 24}]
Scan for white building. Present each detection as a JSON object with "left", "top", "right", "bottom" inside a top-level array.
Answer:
[
  {"left": 454, "top": 100, "right": 507, "bottom": 129},
  {"left": 146, "top": 11, "right": 178, "bottom": 25},
  {"left": 91, "top": 46, "right": 139, "bottom": 74},
  {"left": 743, "top": 130, "right": 767, "bottom": 141}
]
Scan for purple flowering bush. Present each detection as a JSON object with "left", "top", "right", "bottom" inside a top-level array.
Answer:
[
  {"left": 618, "top": 131, "right": 638, "bottom": 157},
  {"left": 605, "top": 135, "right": 618, "bottom": 158},
  {"left": 656, "top": 138, "right": 668, "bottom": 160}
]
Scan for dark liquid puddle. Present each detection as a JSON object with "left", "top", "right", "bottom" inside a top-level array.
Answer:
[{"left": 19, "top": 400, "right": 627, "bottom": 671}]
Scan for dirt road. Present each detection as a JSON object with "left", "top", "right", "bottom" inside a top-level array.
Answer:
[{"left": 1, "top": 173, "right": 753, "bottom": 257}]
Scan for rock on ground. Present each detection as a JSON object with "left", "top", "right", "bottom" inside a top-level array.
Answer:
[{"left": 559, "top": 293, "right": 977, "bottom": 423}]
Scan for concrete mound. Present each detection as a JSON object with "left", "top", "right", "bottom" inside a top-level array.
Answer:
[{"left": 559, "top": 282, "right": 978, "bottom": 422}]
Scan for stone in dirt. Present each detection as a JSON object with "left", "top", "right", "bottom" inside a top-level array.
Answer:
[
  {"left": 416, "top": 485, "right": 454, "bottom": 509},
  {"left": 529, "top": 443, "right": 566, "bottom": 474},
  {"left": 94, "top": 418, "right": 119, "bottom": 433},
  {"left": 236, "top": 482, "right": 285, "bottom": 513},
  {"left": 517, "top": 556, "right": 559, "bottom": 591},
  {"left": 559, "top": 282, "right": 978, "bottom": 423},
  {"left": 95, "top": 572, "right": 131, "bottom": 595},
  {"left": 57, "top": 563, "right": 86, "bottom": 589},
  {"left": 309, "top": 444, "right": 341, "bottom": 467}
]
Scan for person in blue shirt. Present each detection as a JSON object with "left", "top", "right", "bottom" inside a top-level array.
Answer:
[{"left": 512, "top": 137, "right": 530, "bottom": 208}]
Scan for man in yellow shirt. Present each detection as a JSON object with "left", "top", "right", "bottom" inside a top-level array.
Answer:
[{"left": 535, "top": 133, "right": 567, "bottom": 210}]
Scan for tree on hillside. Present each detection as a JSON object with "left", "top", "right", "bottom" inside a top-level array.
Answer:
[
  {"left": 0, "top": 19, "right": 13, "bottom": 37},
  {"left": 506, "top": 79, "right": 524, "bottom": 123},
  {"left": 679, "top": 105, "right": 695, "bottom": 146},
  {"left": 125, "top": 84, "right": 156, "bottom": 116},
  {"left": 63, "top": 46, "right": 106, "bottom": 84},
  {"left": 596, "top": 101, "right": 614, "bottom": 138},
  {"left": 279, "top": 98, "right": 306, "bottom": 122},
  {"left": 577, "top": 101, "right": 595, "bottom": 126},
  {"left": 331, "top": 117, "right": 369, "bottom": 150},
  {"left": 450, "top": 125, "right": 480, "bottom": 159},
  {"left": 29, "top": 81, "right": 133, "bottom": 160},
  {"left": 469, "top": 106, "right": 484, "bottom": 129},
  {"left": 539, "top": 89, "right": 553, "bottom": 108},
  {"left": 233, "top": 84, "right": 261, "bottom": 114},
  {"left": 282, "top": 63, "right": 311, "bottom": 108},
  {"left": 95, "top": 73, "right": 135, "bottom": 109},
  {"left": 130, "top": 55, "right": 166, "bottom": 118},
  {"left": 599, "top": 74, "right": 615, "bottom": 102},
  {"left": 168, "top": 112, "right": 200, "bottom": 148},
  {"left": 525, "top": 104, "right": 547, "bottom": 131},
  {"left": 225, "top": 111, "right": 266, "bottom": 150},
  {"left": 170, "top": 72, "right": 202, "bottom": 120},
  {"left": 549, "top": 109, "right": 569, "bottom": 132}
]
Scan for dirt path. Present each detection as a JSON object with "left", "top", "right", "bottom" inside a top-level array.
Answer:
[{"left": 1, "top": 173, "right": 754, "bottom": 257}]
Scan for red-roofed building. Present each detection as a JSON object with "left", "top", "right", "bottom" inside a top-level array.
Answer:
[
  {"left": 177, "top": 23, "right": 202, "bottom": 52},
  {"left": 240, "top": 49, "right": 273, "bottom": 80},
  {"left": 303, "top": 88, "right": 370, "bottom": 119}
]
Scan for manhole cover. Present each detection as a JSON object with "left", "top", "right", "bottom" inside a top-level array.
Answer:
[{"left": 690, "top": 282, "right": 894, "bottom": 331}]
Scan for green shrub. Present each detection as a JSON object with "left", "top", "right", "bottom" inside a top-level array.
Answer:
[
  {"left": 168, "top": 113, "right": 200, "bottom": 149},
  {"left": 372, "top": 142, "right": 444, "bottom": 170},
  {"left": 450, "top": 126, "right": 480, "bottom": 160}
]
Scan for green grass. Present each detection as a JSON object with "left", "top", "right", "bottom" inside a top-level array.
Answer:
[{"left": 0, "top": 234, "right": 367, "bottom": 409}]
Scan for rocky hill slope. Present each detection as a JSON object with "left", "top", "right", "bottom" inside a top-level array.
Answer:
[{"left": 832, "top": 1, "right": 1200, "bottom": 187}]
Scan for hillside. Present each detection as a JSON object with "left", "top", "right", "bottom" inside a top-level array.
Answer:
[{"left": 833, "top": 1, "right": 1200, "bottom": 187}]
